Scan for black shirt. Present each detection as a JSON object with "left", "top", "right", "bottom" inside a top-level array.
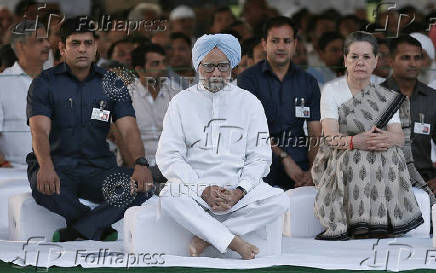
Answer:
[
  {"left": 26, "top": 62, "right": 135, "bottom": 169},
  {"left": 237, "top": 60, "right": 321, "bottom": 164},
  {"left": 381, "top": 77, "right": 436, "bottom": 181}
]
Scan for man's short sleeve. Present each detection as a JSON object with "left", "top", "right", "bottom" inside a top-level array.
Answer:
[
  {"left": 111, "top": 86, "right": 135, "bottom": 122},
  {"left": 26, "top": 76, "right": 53, "bottom": 124},
  {"left": 308, "top": 76, "right": 321, "bottom": 122},
  {"left": 320, "top": 84, "right": 339, "bottom": 120}
]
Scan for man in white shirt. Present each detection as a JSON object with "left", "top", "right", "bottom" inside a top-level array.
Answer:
[
  {"left": 0, "top": 20, "right": 49, "bottom": 166},
  {"left": 156, "top": 34, "right": 289, "bottom": 259},
  {"left": 129, "top": 43, "right": 181, "bottom": 167}
]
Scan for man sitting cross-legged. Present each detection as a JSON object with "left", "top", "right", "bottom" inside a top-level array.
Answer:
[{"left": 156, "top": 34, "right": 289, "bottom": 260}]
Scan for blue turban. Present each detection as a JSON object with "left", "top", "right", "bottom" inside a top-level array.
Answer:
[{"left": 192, "top": 34, "right": 241, "bottom": 72}]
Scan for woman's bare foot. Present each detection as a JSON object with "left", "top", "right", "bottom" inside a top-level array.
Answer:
[
  {"left": 189, "top": 236, "right": 210, "bottom": 257},
  {"left": 229, "top": 236, "right": 259, "bottom": 259}
]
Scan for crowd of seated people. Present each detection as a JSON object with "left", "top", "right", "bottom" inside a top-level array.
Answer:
[{"left": 1, "top": 0, "right": 436, "bottom": 250}]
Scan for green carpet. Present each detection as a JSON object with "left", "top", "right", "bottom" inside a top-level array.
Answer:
[{"left": 1, "top": 261, "right": 435, "bottom": 273}]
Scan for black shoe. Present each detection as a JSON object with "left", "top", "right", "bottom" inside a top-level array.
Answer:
[
  {"left": 100, "top": 226, "right": 118, "bottom": 241},
  {"left": 52, "top": 227, "right": 86, "bottom": 242}
]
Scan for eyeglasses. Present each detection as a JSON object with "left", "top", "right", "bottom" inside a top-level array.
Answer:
[{"left": 200, "top": 62, "right": 231, "bottom": 73}]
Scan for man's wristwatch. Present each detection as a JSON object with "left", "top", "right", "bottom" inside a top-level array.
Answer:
[
  {"left": 134, "top": 157, "right": 149, "bottom": 167},
  {"left": 236, "top": 186, "right": 247, "bottom": 196}
]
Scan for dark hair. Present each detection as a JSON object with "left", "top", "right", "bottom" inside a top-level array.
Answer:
[
  {"left": 318, "top": 32, "right": 343, "bottom": 51},
  {"left": 209, "top": 6, "right": 234, "bottom": 30},
  {"left": 241, "top": 37, "right": 256, "bottom": 57},
  {"left": 362, "top": 22, "right": 382, "bottom": 33},
  {"left": 53, "top": 48, "right": 61, "bottom": 62},
  {"left": 127, "top": 35, "right": 151, "bottom": 47},
  {"left": 211, "top": 6, "right": 234, "bottom": 25},
  {"left": 344, "top": 31, "right": 378, "bottom": 56},
  {"left": 248, "top": 37, "right": 262, "bottom": 57},
  {"left": 0, "top": 44, "right": 17, "bottom": 68},
  {"left": 229, "top": 20, "right": 244, "bottom": 28},
  {"left": 220, "top": 29, "right": 242, "bottom": 41},
  {"left": 401, "top": 22, "right": 427, "bottom": 34},
  {"left": 59, "top": 16, "right": 98, "bottom": 43},
  {"left": 169, "top": 32, "right": 191, "bottom": 47},
  {"left": 263, "top": 16, "right": 298, "bottom": 39},
  {"left": 307, "top": 14, "right": 336, "bottom": 36},
  {"left": 338, "top": 15, "right": 361, "bottom": 30},
  {"left": 14, "top": 0, "right": 36, "bottom": 17},
  {"left": 291, "top": 8, "right": 310, "bottom": 30},
  {"left": 107, "top": 39, "right": 133, "bottom": 59},
  {"left": 131, "top": 43, "right": 166, "bottom": 68},
  {"left": 376, "top": 37, "right": 388, "bottom": 47},
  {"left": 389, "top": 35, "right": 422, "bottom": 56},
  {"left": 99, "top": 60, "right": 126, "bottom": 70}
]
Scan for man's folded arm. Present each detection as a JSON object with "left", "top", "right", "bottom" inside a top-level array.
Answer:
[
  {"left": 155, "top": 100, "right": 200, "bottom": 190},
  {"left": 238, "top": 98, "right": 272, "bottom": 193}
]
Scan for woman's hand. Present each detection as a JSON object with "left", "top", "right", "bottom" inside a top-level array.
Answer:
[
  {"left": 366, "top": 127, "right": 394, "bottom": 150},
  {"left": 353, "top": 125, "right": 404, "bottom": 151},
  {"left": 352, "top": 126, "right": 380, "bottom": 151}
]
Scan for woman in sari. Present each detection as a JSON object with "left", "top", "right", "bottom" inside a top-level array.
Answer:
[{"left": 312, "top": 31, "right": 423, "bottom": 240}]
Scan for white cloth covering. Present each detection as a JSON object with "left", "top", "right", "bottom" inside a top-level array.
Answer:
[
  {"left": 156, "top": 82, "right": 285, "bottom": 253},
  {"left": 0, "top": 236, "right": 435, "bottom": 270},
  {"left": 320, "top": 76, "right": 400, "bottom": 124},
  {"left": 0, "top": 62, "right": 33, "bottom": 165}
]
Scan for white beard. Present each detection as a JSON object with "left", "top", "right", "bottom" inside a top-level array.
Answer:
[{"left": 201, "top": 76, "right": 231, "bottom": 93}]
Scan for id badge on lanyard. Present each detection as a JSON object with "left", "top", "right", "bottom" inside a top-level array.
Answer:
[
  {"left": 91, "top": 100, "right": 110, "bottom": 122},
  {"left": 414, "top": 113, "right": 430, "bottom": 135},
  {"left": 294, "top": 97, "right": 310, "bottom": 118}
]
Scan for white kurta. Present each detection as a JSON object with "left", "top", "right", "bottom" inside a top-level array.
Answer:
[
  {"left": 156, "top": 83, "right": 288, "bottom": 253},
  {"left": 0, "top": 62, "right": 33, "bottom": 165}
]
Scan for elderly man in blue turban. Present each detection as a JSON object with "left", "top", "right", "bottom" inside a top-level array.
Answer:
[{"left": 156, "top": 34, "right": 289, "bottom": 259}]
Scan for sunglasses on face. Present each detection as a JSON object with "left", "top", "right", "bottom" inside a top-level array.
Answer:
[{"left": 200, "top": 62, "right": 231, "bottom": 73}]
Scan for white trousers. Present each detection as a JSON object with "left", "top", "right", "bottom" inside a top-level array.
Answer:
[{"left": 159, "top": 189, "right": 289, "bottom": 253}]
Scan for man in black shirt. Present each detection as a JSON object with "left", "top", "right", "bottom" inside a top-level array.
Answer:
[
  {"left": 26, "top": 17, "right": 153, "bottom": 242},
  {"left": 381, "top": 35, "right": 436, "bottom": 195}
]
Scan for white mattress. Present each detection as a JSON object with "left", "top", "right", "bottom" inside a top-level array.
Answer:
[{"left": 0, "top": 232, "right": 435, "bottom": 271}]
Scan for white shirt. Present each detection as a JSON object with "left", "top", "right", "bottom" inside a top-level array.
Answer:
[
  {"left": 429, "top": 79, "right": 436, "bottom": 90},
  {"left": 0, "top": 62, "right": 33, "bottom": 165},
  {"left": 156, "top": 83, "right": 272, "bottom": 196},
  {"left": 370, "top": 74, "right": 386, "bottom": 85},
  {"left": 321, "top": 76, "right": 400, "bottom": 124},
  {"left": 129, "top": 78, "right": 181, "bottom": 166},
  {"left": 43, "top": 49, "right": 54, "bottom": 70}
]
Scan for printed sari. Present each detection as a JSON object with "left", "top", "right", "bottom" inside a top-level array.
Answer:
[{"left": 312, "top": 84, "right": 424, "bottom": 240}]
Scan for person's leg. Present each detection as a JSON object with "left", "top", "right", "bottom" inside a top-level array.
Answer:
[
  {"left": 72, "top": 166, "right": 150, "bottom": 240},
  {"left": 28, "top": 164, "right": 91, "bottom": 227},
  {"left": 159, "top": 184, "right": 234, "bottom": 254},
  {"left": 222, "top": 193, "right": 289, "bottom": 235},
  {"left": 161, "top": 184, "right": 266, "bottom": 259}
]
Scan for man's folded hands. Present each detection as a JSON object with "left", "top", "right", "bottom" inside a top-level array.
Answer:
[{"left": 201, "top": 185, "right": 244, "bottom": 212}]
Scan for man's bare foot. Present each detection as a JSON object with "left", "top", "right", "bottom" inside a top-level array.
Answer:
[
  {"left": 189, "top": 236, "right": 210, "bottom": 257},
  {"left": 229, "top": 236, "right": 259, "bottom": 259}
]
